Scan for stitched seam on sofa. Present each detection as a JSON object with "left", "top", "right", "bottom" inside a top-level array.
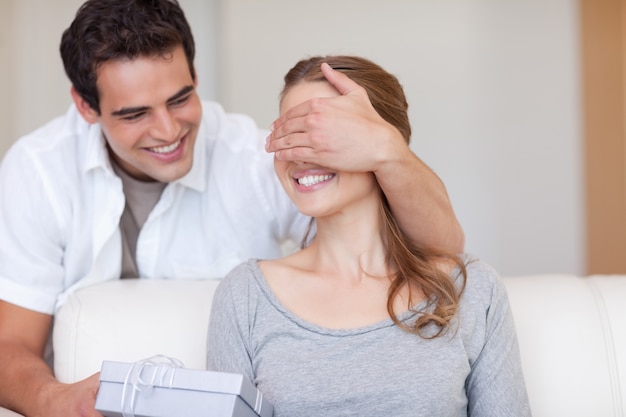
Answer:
[{"left": 587, "top": 276, "right": 623, "bottom": 417}]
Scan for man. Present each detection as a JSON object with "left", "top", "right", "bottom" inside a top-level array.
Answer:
[{"left": 0, "top": 1, "right": 464, "bottom": 416}]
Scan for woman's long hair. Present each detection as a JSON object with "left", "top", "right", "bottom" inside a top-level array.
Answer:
[{"left": 281, "top": 55, "right": 467, "bottom": 338}]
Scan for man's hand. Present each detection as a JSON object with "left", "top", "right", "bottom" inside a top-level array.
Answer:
[
  {"left": 37, "top": 373, "right": 103, "bottom": 417},
  {"left": 266, "top": 62, "right": 406, "bottom": 174},
  {"left": 266, "top": 61, "right": 464, "bottom": 253},
  {"left": 0, "top": 301, "right": 104, "bottom": 417}
]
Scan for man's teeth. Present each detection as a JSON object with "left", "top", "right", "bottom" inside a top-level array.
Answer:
[
  {"left": 297, "top": 174, "right": 333, "bottom": 187},
  {"left": 150, "top": 140, "right": 181, "bottom": 154}
]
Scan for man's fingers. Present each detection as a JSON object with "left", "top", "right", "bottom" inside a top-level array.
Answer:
[
  {"left": 271, "top": 62, "right": 364, "bottom": 132},
  {"left": 266, "top": 130, "right": 312, "bottom": 154},
  {"left": 274, "top": 145, "right": 316, "bottom": 163},
  {"left": 267, "top": 109, "right": 308, "bottom": 152},
  {"left": 270, "top": 99, "right": 310, "bottom": 134},
  {"left": 321, "top": 62, "right": 360, "bottom": 96}
]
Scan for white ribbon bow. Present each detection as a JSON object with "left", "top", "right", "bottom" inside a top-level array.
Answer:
[{"left": 121, "top": 355, "right": 185, "bottom": 417}]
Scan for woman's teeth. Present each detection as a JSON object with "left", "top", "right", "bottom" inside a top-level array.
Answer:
[
  {"left": 297, "top": 174, "right": 334, "bottom": 187},
  {"left": 150, "top": 140, "right": 181, "bottom": 154}
]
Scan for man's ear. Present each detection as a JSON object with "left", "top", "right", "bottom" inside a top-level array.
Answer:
[{"left": 70, "top": 86, "right": 99, "bottom": 124}]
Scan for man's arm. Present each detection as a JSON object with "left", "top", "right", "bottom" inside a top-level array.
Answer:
[
  {"left": 266, "top": 63, "right": 464, "bottom": 253},
  {"left": 0, "top": 301, "right": 102, "bottom": 417}
]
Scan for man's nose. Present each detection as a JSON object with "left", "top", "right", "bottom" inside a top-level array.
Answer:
[{"left": 149, "top": 109, "right": 180, "bottom": 140}]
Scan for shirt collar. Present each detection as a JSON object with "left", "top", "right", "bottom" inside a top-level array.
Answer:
[
  {"left": 83, "top": 122, "right": 113, "bottom": 175},
  {"left": 173, "top": 120, "right": 207, "bottom": 192}
]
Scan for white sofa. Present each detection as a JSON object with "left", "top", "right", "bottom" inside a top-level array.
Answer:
[{"left": 1, "top": 274, "right": 625, "bottom": 417}]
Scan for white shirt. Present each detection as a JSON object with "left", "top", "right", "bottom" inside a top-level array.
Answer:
[{"left": 0, "top": 101, "right": 306, "bottom": 314}]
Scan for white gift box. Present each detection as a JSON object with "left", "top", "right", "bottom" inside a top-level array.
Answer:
[{"left": 95, "top": 358, "right": 273, "bottom": 417}]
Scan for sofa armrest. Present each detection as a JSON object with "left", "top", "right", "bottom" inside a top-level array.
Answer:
[
  {"left": 503, "top": 274, "right": 626, "bottom": 417},
  {"left": 53, "top": 278, "right": 220, "bottom": 383}
]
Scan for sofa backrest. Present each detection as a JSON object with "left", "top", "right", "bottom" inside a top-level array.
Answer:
[
  {"left": 51, "top": 275, "right": 626, "bottom": 417},
  {"left": 53, "top": 279, "right": 220, "bottom": 381}
]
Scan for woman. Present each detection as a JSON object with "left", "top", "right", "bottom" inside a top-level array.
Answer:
[{"left": 207, "top": 56, "right": 531, "bottom": 417}]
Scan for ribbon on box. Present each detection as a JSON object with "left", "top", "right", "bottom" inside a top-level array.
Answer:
[
  {"left": 254, "top": 390, "right": 265, "bottom": 415},
  {"left": 120, "top": 355, "right": 185, "bottom": 417}
]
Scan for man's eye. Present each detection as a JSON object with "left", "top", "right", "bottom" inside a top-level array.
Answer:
[
  {"left": 170, "top": 95, "right": 190, "bottom": 106},
  {"left": 121, "top": 112, "right": 144, "bottom": 121}
]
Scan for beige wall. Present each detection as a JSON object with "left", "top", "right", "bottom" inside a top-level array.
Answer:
[
  {"left": 0, "top": 1, "right": 15, "bottom": 158},
  {"left": 217, "top": 0, "right": 584, "bottom": 276},
  {"left": 0, "top": 0, "right": 585, "bottom": 277},
  {"left": 0, "top": 0, "right": 84, "bottom": 157}
]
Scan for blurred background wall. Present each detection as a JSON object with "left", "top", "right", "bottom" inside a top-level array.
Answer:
[{"left": 0, "top": 0, "right": 588, "bottom": 277}]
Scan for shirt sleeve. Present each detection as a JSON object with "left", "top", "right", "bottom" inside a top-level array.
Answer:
[
  {"left": 0, "top": 142, "right": 67, "bottom": 313},
  {"left": 464, "top": 263, "right": 533, "bottom": 417},
  {"left": 206, "top": 262, "right": 256, "bottom": 384}
]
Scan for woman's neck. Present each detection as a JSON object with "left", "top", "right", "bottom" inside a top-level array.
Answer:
[{"left": 302, "top": 202, "right": 390, "bottom": 282}]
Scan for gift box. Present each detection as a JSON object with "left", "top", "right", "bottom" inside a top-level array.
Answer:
[{"left": 95, "top": 357, "right": 273, "bottom": 417}]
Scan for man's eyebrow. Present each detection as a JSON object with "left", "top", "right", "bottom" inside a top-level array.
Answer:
[
  {"left": 167, "top": 85, "right": 195, "bottom": 103},
  {"left": 110, "top": 85, "right": 195, "bottom": 117},
  {"left": 111, "top": 105, "right": 149, "bottom": 118}
]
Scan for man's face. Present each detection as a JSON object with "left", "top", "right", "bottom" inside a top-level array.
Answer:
[{"left": 86, "top": 46, "right": 202, "bottom": 182}]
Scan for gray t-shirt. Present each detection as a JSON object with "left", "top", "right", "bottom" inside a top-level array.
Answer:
[
  {"left": 112, "top": 160, "right": 166, "bottom": 278},
  {"left": 207, "top": 257, "right": 531, "bottom": 417}
]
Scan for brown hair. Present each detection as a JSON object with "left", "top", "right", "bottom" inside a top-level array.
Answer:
[{"left": 281, "top": 55, "right": 467, "bottom": 338}]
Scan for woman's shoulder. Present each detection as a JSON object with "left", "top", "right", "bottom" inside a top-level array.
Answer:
[
  {"left": 217, "top": 259, "right": 263, "bottom": 298},
  {"left": 463, "top": 255, "right": 500, "bottom": 280},
  {"left": 457, "top": 254, "right": 506, "bottom": 308}
]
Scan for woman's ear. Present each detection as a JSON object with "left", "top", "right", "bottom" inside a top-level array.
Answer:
[{"left": 70, "top": 86, "right": 99, "bottom": 124}]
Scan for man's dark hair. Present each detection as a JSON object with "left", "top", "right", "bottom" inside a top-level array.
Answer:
[{"left": 60, "top": 0, "right": 196, "bottom": 114}]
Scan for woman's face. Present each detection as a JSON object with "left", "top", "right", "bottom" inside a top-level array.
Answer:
[{"left": 275, "top": 81, "right": 378, "bottom": 219}]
